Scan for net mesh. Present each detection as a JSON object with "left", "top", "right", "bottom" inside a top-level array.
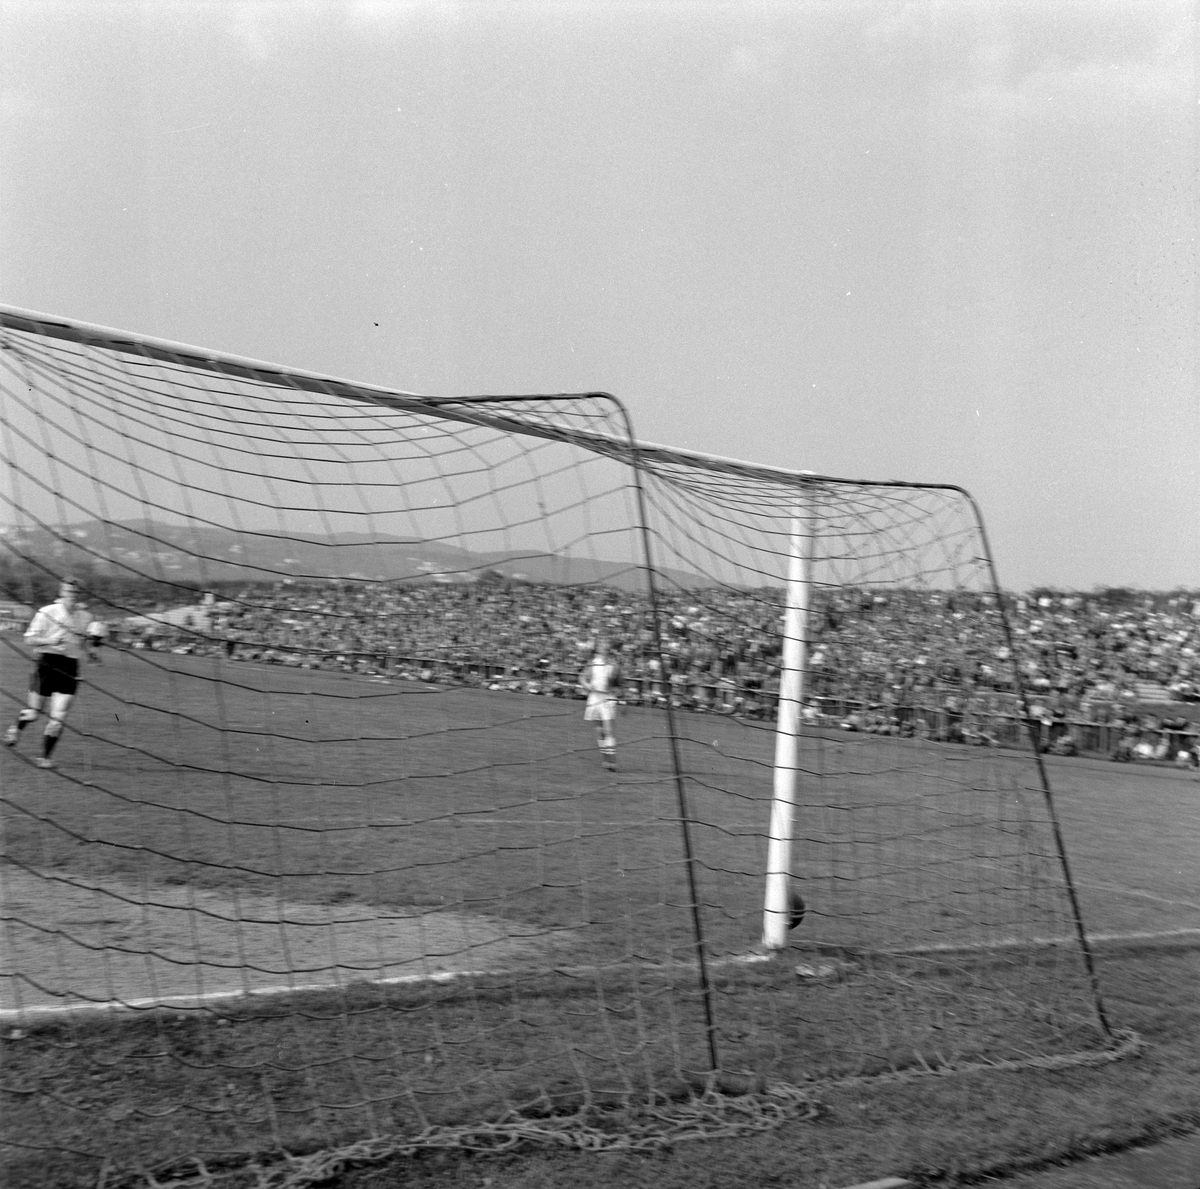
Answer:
[{"left": 0, "top": 309, "right": 1121, "bottom": 1188}]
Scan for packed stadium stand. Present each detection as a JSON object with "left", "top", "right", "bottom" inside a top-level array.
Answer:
[{"left": 103, "top": 582, "right": 1200, "bottom": 765}]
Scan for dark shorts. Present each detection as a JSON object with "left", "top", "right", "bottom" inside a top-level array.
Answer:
[{"left": 31, "top": 654, "right": 79, "bottom": 698}]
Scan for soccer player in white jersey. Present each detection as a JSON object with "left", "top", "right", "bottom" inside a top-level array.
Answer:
[
  {"left": 579, "top": 637, "right": 621, "bottom": 771},
  {"left": 4, "top": 578, "right": 93, "bottom": 768}
]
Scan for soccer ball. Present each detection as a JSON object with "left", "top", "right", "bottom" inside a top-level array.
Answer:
[{"left": 789, "top": 889, "right": 806, "bottom": 931}]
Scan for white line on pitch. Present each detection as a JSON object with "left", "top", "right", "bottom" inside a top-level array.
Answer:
[
  {"left": 1088, "top": 927, "right": 1200, "bottom": 943},
  {"left": 227, "top": 818, "right": 708, "bottom": 825},
  {"left": 0, "top": 951, "right": 774, "bottom": 1023},
  {"left": 0, "top": 968, "right": 489, "bottom": 1022},
  {"left": 886, "top": 927, "right": 1200, "bottom": 955},
  {"left": 1075, "top": 881, "right": 1200, "bottom": 912},
  {"left": 5, "top": 931, "right": 1196, "bottom": 1025}
]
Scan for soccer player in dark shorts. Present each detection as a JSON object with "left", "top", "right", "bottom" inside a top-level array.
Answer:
[{"left": 4, "top": 578, "right": 93, "bottom": 769}]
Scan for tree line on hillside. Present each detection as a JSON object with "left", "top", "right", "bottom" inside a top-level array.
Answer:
[{"left": 1, "top": 554, "right": 1196, "bottom": 619}]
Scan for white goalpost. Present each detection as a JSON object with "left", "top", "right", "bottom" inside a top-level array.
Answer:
[{"left": 762, "top": 504, "right": 811, "bottom": 951}]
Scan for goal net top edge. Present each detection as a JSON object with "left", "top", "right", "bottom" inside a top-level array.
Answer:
[{"left": 0, "top": 303, "right": 973, "bottom": 500}]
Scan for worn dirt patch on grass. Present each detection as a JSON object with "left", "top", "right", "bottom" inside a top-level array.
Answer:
[{"left": 0, "top": 866, "right": 565, "bottom": 1017}]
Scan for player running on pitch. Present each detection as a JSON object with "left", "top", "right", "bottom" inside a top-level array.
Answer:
[
  {"left": 579, "top": 637, "right": 621, "bottom": 772},
  {"left": 4, "top": 578, "right": 94, "bottom": 768}
]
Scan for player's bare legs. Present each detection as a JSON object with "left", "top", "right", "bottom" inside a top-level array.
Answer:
[
  {"left": 594, "top": 719, "right": 616, "bottom": 771},
  {"left": 38, "top": 692, "right": 74, "bottom": 766},
  {"left": 5, "top": 691, "right": 73, "bottom": 767},
  {"left": 5, "top": 691, "right": 43, "bottom": 749}
]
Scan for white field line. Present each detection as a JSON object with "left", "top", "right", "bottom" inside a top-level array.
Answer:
[
  {"left": 0, "top": 967, "right": 484, "bottom": 1023},
  {"left": 5, "top": 930, "right": 1198, "bottom": 1026},
  {"left": 77, "top": 818, "right": 726, "bottom": 827},
  {"left": 0, "top": 951, "right": 774, "bottom": 1025},
  {"left": 1075, "top": 881, "right": 1200, "bottom": 912},
  {"left": 874, "top": 927, "right": 1200, "bottom": 956}
]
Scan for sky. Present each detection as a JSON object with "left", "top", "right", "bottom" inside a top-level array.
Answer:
[{"left": 1, "top": 0, "right": 1196, "bottom": 592}]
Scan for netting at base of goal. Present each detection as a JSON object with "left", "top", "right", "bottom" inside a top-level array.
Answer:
[{"left": 0, "top": 307, "right": 1125, "bottom": 1188}]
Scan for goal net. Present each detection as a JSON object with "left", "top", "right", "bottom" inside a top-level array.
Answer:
[{"left": 0, "top": 307, "right": 1123, "bottom": 1187}]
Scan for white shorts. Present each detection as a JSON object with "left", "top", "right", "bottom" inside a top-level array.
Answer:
[{"left": 584, "top": 697, "right": 616, "bottom": 723}]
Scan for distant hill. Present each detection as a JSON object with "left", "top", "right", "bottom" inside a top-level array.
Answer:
[{"left": 0, "top": 519, "right": 703, "bottom": 592}]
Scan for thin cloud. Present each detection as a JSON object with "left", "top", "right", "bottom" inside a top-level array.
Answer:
[
  {"left": 864, "top": 0, "right": 1192, "bottom": 118},
  {"left": 947, "top": 41, "right": 1192, "bottom": 124},
  {"left": 725, "top": 45, "right": 775, "bottom": 85},
  {"left": 344, "top": 0, "right": 465, "bottom": 28},
  {"left": 225, "top": 4, "right": 279, "bottom": 61}
]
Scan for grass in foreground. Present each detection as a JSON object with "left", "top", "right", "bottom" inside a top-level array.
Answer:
[
  {"left": 325, "top": 944, "right": 1199, "bottom": 1189},
  {"left": 3, "top": 652, "right": 1196, "bottom": 1187},
  {"left": 1, "top": 944, "right": 1195, "bottom": 1189}
]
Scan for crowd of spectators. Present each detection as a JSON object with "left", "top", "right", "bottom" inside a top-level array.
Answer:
[{"left": 111, "top": 578, "right": 1200, "bottom": 764}]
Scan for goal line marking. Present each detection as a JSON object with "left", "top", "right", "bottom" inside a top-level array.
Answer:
[
  {"left": 4, "top": 930, "right": 1196, "bottom": 1025},
  {"left": 0, "top": 952, "right": 769, "bottom": 1024},
  {"left": 871, "top": 927, "right": 1200, "bottom": 957},
  {"left": 1075, "top": 881, "right": 1200, "bottom": 912}
]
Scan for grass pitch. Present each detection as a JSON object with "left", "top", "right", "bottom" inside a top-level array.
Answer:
[{"left": 2, "top": 644, "right": 1197, "bottom": 1188}]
